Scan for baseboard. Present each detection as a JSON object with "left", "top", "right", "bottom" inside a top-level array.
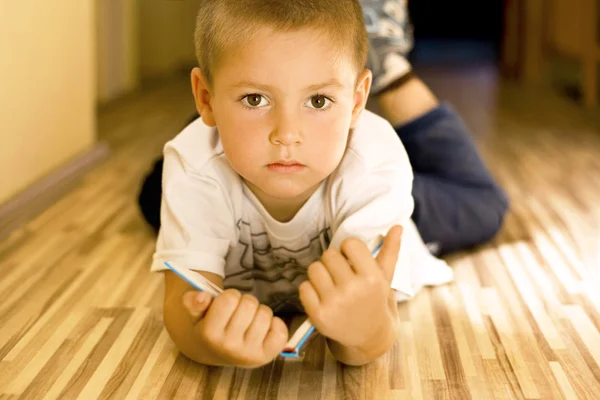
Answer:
[{"left": 0, "top": 142, "right": 111, "bottom": 239}]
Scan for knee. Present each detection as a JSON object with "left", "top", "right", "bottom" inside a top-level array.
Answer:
[
  {"left": 471, "top": 185, "right": 510, "bottom": 244},
  {"left": 437, "top": 185, "right": 509, "bottom": 255}
]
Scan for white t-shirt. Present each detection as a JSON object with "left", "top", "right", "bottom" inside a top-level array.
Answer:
[{"left": 151, "top": 110, "right": 452, "bottom": 312}]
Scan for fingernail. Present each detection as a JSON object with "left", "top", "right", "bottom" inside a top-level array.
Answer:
[{"left": 195, "top": 294, "right": 207, "bottom": 306}]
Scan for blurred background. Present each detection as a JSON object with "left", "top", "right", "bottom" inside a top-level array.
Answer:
[{"left": 0, "top": 0, "right": 599, "bottom": 232}]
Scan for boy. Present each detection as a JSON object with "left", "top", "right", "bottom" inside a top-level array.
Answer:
[
  {"left": 140, "top": 0, "right": 508, "bottom": 256},
  {"left": 152, "top": 0, "right": 455, "bottom": 368}
]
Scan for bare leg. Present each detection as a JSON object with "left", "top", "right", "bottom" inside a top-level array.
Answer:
[{"left": 376, "top": 76, "right": 439, "bottom": 126}]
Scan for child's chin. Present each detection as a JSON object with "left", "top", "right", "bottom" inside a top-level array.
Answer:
[
  {"left": 256, "top": 176, "right": 323, "bottom": 201},
  {"left": 265, "top": 186, "right": 310, "bottom": 200}
]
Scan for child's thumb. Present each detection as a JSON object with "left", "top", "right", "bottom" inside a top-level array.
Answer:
[
  {"left": 183, "top": 291, "right": 212, "bottom": 321},
  {"left": 375, "top": 225, "right": 403, "bottom": 283}
]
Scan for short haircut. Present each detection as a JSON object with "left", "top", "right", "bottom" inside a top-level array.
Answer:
[{"left": 194, "top": 0, "right": 369, "bottom": 88}]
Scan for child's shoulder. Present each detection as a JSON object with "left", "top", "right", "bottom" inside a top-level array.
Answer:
[
  {"left": 344, "top": 109, "right": 409, "bottom": 170},
  {"left": 163, "top": 117, "right": 230, "bottom": 177}
]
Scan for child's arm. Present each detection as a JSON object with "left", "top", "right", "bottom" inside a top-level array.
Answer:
[{"left": 163, "top": 270, "right": 289, "bottom": 367}]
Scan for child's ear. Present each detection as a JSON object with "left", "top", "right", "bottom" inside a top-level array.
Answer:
[
  {"left": 350, "top": 69, "right": 372, "bottom": 129},
  {"left": 191, "top": 68, "right": 217, "bottom": 127}
]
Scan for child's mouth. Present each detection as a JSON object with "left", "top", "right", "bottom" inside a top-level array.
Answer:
[{"left": 267, "top": 163, "right": 305, "bottom": 173}]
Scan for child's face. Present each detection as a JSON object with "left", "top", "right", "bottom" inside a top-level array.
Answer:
[{"left": 192, "top": 27, "right": 371, "bottom": 211}]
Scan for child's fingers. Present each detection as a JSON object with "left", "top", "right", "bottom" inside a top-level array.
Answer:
[
  {"left": 320, "top": 249, "right": 353, "bottom": 285},
  {"left": 244, "top": 304, "right": 275, "bottom": 344},
  {"left": 204, "top": 289, "right": 242, "bottom": 332},
  {"left": 306, "top": 261, "right": 335, "bottom": 296},
  {"left": 182, "top": 291, "right": 213, "bottom": 322},
  {"left": 262, "top": 316, "right": 289, "bottom": 357},
  {"left": 375, "top": 225, "right": 403, "bottom": 282},
  {"left": 298, "top": 280, "right": 321, "bottom": 318},
  {"left": 225, "top": 294, "right": 260, "bottom": 336}
]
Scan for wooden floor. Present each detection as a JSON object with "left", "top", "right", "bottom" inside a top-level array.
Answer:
[{"left": 1, "top": 66, "right": 600, "bottom": 399}]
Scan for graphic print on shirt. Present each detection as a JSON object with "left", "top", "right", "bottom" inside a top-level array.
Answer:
[{"left": 224, "top": 219, "right": 332, "bottom": 313}]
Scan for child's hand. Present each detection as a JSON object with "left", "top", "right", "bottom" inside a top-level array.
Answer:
[
  {"left": 182, "top": 289, "right": 289, "bottom": 368},
  {"left": 298, "top": 225, "right": 403, "bottom": 347}
]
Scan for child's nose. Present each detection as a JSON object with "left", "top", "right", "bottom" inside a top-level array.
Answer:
[{"left": 269, "top": 108, "right": 302, "bottom": 146}]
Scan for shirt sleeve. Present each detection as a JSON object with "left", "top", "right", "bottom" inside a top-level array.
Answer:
[
  {"left": 329, "top": 155, "right": 414, "bottom": 249},
  {"left": 328, "top": 134, "right": 415, "bottom": 296},
  {"left": 150, "top": 147, "right": 237, "bottom": 277}
]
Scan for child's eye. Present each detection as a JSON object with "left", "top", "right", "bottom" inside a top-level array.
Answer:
[
  {"left": 241, "top": 94, "right": 269, "bottom": 108},
  {"left": 306, "top": 94, "right": 332, "bottom": 110}
]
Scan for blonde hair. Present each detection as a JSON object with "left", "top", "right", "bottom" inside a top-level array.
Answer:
[{"left": 194, "top": 0, "right": 369, "bottom": 88}]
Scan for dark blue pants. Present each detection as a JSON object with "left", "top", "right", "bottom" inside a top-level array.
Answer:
[
  {"left": 397, "top": 104, "right": 509, "bottom": 255},
  {"left": 138, "top": 104, "right": 509, "bottom": 255}
]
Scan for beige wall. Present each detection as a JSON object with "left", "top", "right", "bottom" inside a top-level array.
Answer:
[
  {"left": 97, "top": 0, "right": 200, "bottom": 100},
  {"left": 545, "top": 0, "right": 583, "bottom": 57},
  {"left": 96, "top": 0, "right": 201, "bottom": 101},
  {"left": 139, "top": 0, "right": 200, "bottom": 80},
  {"left": 96, "top": 0, "right": 140, "bottom": 104},
  {"left": 0, "top": 1, "right": 96, "bottom": 204}
]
